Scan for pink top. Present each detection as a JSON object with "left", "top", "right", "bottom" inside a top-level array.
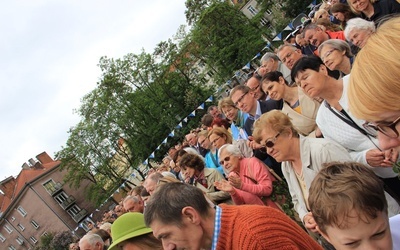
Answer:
[{"left": 231, "top": 157, "right": 277, "bottom": 208}]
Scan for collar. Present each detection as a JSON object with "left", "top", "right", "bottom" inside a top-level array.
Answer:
[
  {"left": 211, "top": 206, "right": 222, "bottom": 250},
  {"left": 248, "top": 101, "right": 262, "bottom": 120}
]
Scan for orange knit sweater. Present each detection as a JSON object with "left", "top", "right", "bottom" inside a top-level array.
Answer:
[{"left": 216, "top": 204, "right": 322, "bottom": 250}]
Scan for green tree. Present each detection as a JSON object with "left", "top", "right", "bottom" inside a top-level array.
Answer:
[
  {"left": 57, "top": 40, "right": 213, "bottom": 204},
  {"left": 189, "top": 1, "right": 265, "bottom": 83}
]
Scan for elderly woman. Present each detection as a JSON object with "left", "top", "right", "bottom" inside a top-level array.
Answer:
[
  {"left": 197, "top": 130, "right": 224, "bottom": 175},
  {"left": 291, "top": 55, "right": 400, "bottom": 199},
  {"left": 252, "top": 110, "right": 351, "bottom": 231},
  {"left": 214, "top": 144, "right": 278, "bottom": 209},
  {"left": 344, "top": 18, "right": 375, "bottom": 48},
  {"left": 347, "top": 0, "right": 400, "bottom": 22},
  {"left": 178, "top": 153, "right": 231, "bottom": 204},
  {"left": 218, "top": 97, "right": 249, "bottom": 140},
  {"left": 208, "top": 127, "right": 253, "bottom": 158},
  {"left": 261, "top": 71, "right": 321, "bottom": 137},
  {"left": 318, "top": 39, "right": 354, "bottom": 76},
  {"left": 348, "top": 17, "right": 400, "bottom": 164},
  {"left": 109, "top": 212, "right": 162, "bottom": 250}
]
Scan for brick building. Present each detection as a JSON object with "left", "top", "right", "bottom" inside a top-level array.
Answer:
[{"left": 0, "top": 152, "right": 97, "bottom": 249}]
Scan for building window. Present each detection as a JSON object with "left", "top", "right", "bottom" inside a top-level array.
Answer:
[
  {"left": 10, "top": 217, "right": 15, "bottom": 222},
  {"left": 43, "top": 179, "right": 61, "bottom": 194},
  {"left": 67, "top": 204, "right": 82, "bottom": 217},
  {"left": 17, "top": 223, "right": 25, "bottom": 231},
  {"left": 30, "top": 236, "right": 38, "bottom": 244},
  {"left": 54, "top": 191, "right": 69, "bottom": 204},
  {"left": 265, "top": 9, "right": 273, "bottom": 15},
  {"left": 42, "top": 231, "right": 49, "bottom": 237},
  {"left": 31, "top": 220, "right": 40, "bottom": 229},
  {"left": 16, "top": 236, "right": 24, "bottom": 245},
  {"left": 17, "top": 206, "right": 27, "bottom": 217},
  {"left": 5, "top": 224, "right": 13, "bottom": 234},
  {"left": 0, "top": 233, "right": 5, "bottom": 242},
  {"left": 8, "top": 246, "right": 16, "bottom": 250},
  {"left": 260, "top": 17, "right": 270, "bottom": 26},
  {"left": 247, "top": 5, "right": 258, "bottom": 16}
]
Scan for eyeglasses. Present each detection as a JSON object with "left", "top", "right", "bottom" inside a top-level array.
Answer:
[
  {"left": 210, "top": 136, "right": 221, "bottom": 145},
  {"left": 262, "top": 132, "right": 281, "bottom": 148},
  {"left": 321, "top": 49, "right": 336, "bottom": 62},
  {"left": 219, "top": 154, "right": 233, "bottom": 165},
  {"left": 233, "top": 91, "right": 248, "bottom": 107},
  {"left": 363, "top": 116, "right": 400, "bottom": 138},
  {"left": 248, "top": 83, "right": 260, "bottom": 92}
]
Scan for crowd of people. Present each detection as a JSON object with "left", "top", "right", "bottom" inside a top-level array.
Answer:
[{"left": 69, "top": 1, "right": 400, "bottom": 249}]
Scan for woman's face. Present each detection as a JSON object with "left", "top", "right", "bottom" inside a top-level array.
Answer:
[
  {"left": 208, "top": 133, "right": 226, "bottom": 149},
  {"left": 320, "top": 45, "right": 345, "bottom": 71},
  {"left": 262, "top": 80, "right": 285, "bottom": 100},
  {"left": 181, "top": 166, "right": 196, "bottom": 179},
  {"left": 371, "top": 111, "right": 400, "bottom": 152},
  {"left": 222, "top": 106, "right": 238, "bottom": 121},
  {"left": 332, "top": 12, "right": 345, "bottom": 22},
  {"left": 219, "top": 149, "right": 240, "bottom": 173},
  {"left": 350, "top": 0, "right": 371, "bottom": 12},
  {"left": 348, "top": 29, "right": 372, "bottom": 48},
  {"left": 258, "top": 128, "right": 291, "bottom": 162},
  {"left": 294, "top": 67, "right": 327, "bottom": 99},
  {"left": 198, "top": 135, "right": 211, "bottom": 150}
]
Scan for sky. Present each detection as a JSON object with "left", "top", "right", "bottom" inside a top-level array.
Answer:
[{"left": 0, "top": 0, "right": 187, "bottom": 179}]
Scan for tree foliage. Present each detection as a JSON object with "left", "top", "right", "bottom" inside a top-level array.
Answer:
[
  {"left": 56, "top": 37, "right": 213, "bottom": 205},
  {"left": 189, "top": 1, "right": 265, "bottom": 83}
]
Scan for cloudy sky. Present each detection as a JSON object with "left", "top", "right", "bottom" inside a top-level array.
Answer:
[{"left": 0, "top": 0, "right": 187, "bottom": 179}]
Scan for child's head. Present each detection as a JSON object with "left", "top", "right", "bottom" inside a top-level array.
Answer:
[{"left": 309, "top": 162, "right": 392, "bottom": 249}]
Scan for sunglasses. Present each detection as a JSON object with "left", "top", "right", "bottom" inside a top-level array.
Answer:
[
  {"left": 261, "top": 132, "right": 280, "bottom": 149},
  {"left": 233, "top": 91, "right": 248, "bottom": 107},
  {"left": 219, "top": 154, "right": 233, "bottom": 165}
]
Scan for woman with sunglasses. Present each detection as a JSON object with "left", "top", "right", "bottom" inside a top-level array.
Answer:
[
  {"left": 253, "top": 110, "right": 352, "bottom": 232},
  {"left": 292, "top": 55, "right": 400, "bottom": 199},
  {"left": 261, "top": 71, "right": 321, "bottom": 137},
  {"left": 214, "top": 144, "right": 279, "bottom": 209}
]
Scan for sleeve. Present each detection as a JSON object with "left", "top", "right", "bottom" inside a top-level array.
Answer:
[
  {"left": 283, "top": 167, "right": 309, "bottom": 223},
  {"left": 206, "top": 170, "right": 231, "bottom": 202},
  {"left": 240, "top": 158, "right": 273, "bottom": 196}
]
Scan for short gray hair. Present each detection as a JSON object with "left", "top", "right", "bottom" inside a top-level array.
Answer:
[
  {"left": 80, "top": 234, "right": 104, "bottom": 247},
  {"left": 123, "top": 195, "right": 140, "bottom": 205},
  {"left": 219, "top": 144, "right": 243, "bottom": 157},
  {"left": 318, "top": 39, "right": 353, "bottom": 58},
  {"left": 344, "top": 18, "right": 375, "bottom": 40},
  {"left": 261, "top": 52, "right": 280, "bottom": 64}
]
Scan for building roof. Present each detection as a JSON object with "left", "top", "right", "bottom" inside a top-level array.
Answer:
[{"left": 0, "top": 153, "right": 61, "bottom": 213}]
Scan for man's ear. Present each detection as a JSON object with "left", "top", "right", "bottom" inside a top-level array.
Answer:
[
  {"left": 182, "top": 206, "right": 201, "bottom": 225},
  {"left": 319, "top": 64, "right": 328, "bottom": 76}
]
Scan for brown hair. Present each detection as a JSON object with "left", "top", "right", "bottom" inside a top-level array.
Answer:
[
  {"left": 308, "top": 162, "right": 387, "bottom": 234},
  {"left": 178, "top": 153, "right": 205, "bottom": 172},
  {"left": 207, "top": 127, "right": 233, "bottom": 144},
  {"left": 123, "top": 233, "right": 162, "bottom": 249},
  {"left": 253, "top": 110, "right": 299, "bottom": 144}
]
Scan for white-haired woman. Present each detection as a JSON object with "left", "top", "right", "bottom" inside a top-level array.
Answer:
[
  {"left": 344, "top": 17, "right": 375, "bottom": 48},
  {"left": 214, "top": 144, "right": 278, "bottom": 208},
  {"left": 318, "top": 39, "right": 354, "bottom": 76}
]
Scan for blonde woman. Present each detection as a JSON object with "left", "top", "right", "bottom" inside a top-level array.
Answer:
[{"left": 348, "top": 17, "right": 400, "bottom": 154}]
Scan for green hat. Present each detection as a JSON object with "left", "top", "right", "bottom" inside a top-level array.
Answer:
[{"left": 108, "top": 212, "right": 153, "bottom": 250}]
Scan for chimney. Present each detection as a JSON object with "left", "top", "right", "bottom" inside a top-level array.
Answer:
[
  {"left": 28, "top": 158, "right": 36, "bottom": 166},
  {"left": 21, "top": 163, "right": 30, "bottom": 170},
  {"left": 36, "top": 152, "right": 54, "bottom": 164},
  {"left": 0, "top": 177, "right": 16, "bottom": 199}
]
